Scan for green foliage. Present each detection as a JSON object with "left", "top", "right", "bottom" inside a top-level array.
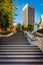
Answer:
[
  {"left": 0, "top": 11, "right": 9, "bottom": 30},
  {"left": 24, "top": 24, "right": 34, "bottom": 31},
  {"left": 0, "top": 0, "right": 17, "bottom": 30},
  {"left": 22, "top": 25, "right": 24, "bottom": 30},
  {"left": 37, "top": 29, "right": 43, "bottom": 34},
  {"left": 21, "top": 24, "right": 34, "bottom": 31},
  {"left": 24, "top": 27, "right": 28, "bottom": 31},
  {"left": 28, "top": 24, "right": 34, "bottom": 31},
  {"left": 0, "top": 30, "right": 12, "bottom": 35},
  {"left": 16, "top": 23, "right": 21, "bottom": 32}
]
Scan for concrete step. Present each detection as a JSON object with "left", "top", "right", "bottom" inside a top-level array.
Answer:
[
  {"left": 0, "top": 45, "right": 43, "bottom": 65},
  {"left": 0, "top": 49, "right": 41, "bottom": 52},
  {"left": 0, "top": 55, "right": 43, "bottom": 59},
  {"left": 0, "top": 47, "right": 40, "bottom": 50},
  {"left": 0, "top": 64, "right": 43, "bottom": 65},
  {"left": 0, "top": 51, "right": 43, "bottom": 55},
  {"left": 0, "top": 59, "right": 43, "bottom": 63},
  {"left": 0, "top": 45, "right": 37, "bottom": 47}
]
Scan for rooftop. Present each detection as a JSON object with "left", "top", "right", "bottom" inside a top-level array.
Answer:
[{"left": 23, "top": 4, "right": 34, "bottom": 11}]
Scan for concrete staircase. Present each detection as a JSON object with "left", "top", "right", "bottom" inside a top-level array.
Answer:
[{"left": 0, "top": 45, "right": 43, "bottom": 65}]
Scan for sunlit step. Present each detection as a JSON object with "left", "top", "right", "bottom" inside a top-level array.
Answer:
[
  {"left": 0, "top": 50, "right": 41, "bottom": 52},
  {"left": 0, "top": 55, "right": 43, "bottom": 59},
  {"left": 0, "top": 45, "right": 37, "bottom": 47},
  {"left": 0, "top": 59, "right": 43, "bottom": 63}
]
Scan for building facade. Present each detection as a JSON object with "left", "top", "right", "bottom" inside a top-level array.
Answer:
[
  {"left": 40, "top": 15, "right": 43, "bottom": 29},
  {"left": 23, "top": 4, "right": 34, "bottom": 27}
]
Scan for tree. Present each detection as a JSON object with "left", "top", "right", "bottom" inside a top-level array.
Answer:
[
  {"left": 28, "top": 24, "right": 34, "bottom": 31},
  {"left": 0, "top": 0, "right": 17, "bottom": 30},
  {"left": 16, "top": 23, "right": 21, "bottom": 32},
  {"left": 0, "top": 11, "right": 9, "bottom": 30},
  {"left": 22, "top": 25, "right": 24, "bottom": 30}
]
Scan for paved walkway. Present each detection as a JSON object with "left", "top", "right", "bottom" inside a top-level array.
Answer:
[{"left": 0, "top": 32, "right": 30, "bottom": 45}]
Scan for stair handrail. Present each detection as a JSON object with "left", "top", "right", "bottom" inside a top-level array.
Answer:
[
  {"left": 33, "top": 37, "right": 43, "bottom": 52},
  {"left": 24, "top": 31, "right": 43, "bottom": 52}
]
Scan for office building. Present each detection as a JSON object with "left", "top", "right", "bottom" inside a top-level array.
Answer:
[{"left": 23, "top": 4, "right": 34, "bottom": 27}]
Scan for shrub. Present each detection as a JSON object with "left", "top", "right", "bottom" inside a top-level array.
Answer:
[
  {"left": 0, "top": 30, "right": 12, "bottom": 35},
  {"left": 28, "top": 24, "right": 34, "bottom": 31},
  {"left": 37, "top": 29, "right": 43, "bottom": 34}
]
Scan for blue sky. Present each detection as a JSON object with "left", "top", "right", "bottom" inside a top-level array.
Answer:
[{"left": 13, "top": 0, "right": 43, "bottom": 25}]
